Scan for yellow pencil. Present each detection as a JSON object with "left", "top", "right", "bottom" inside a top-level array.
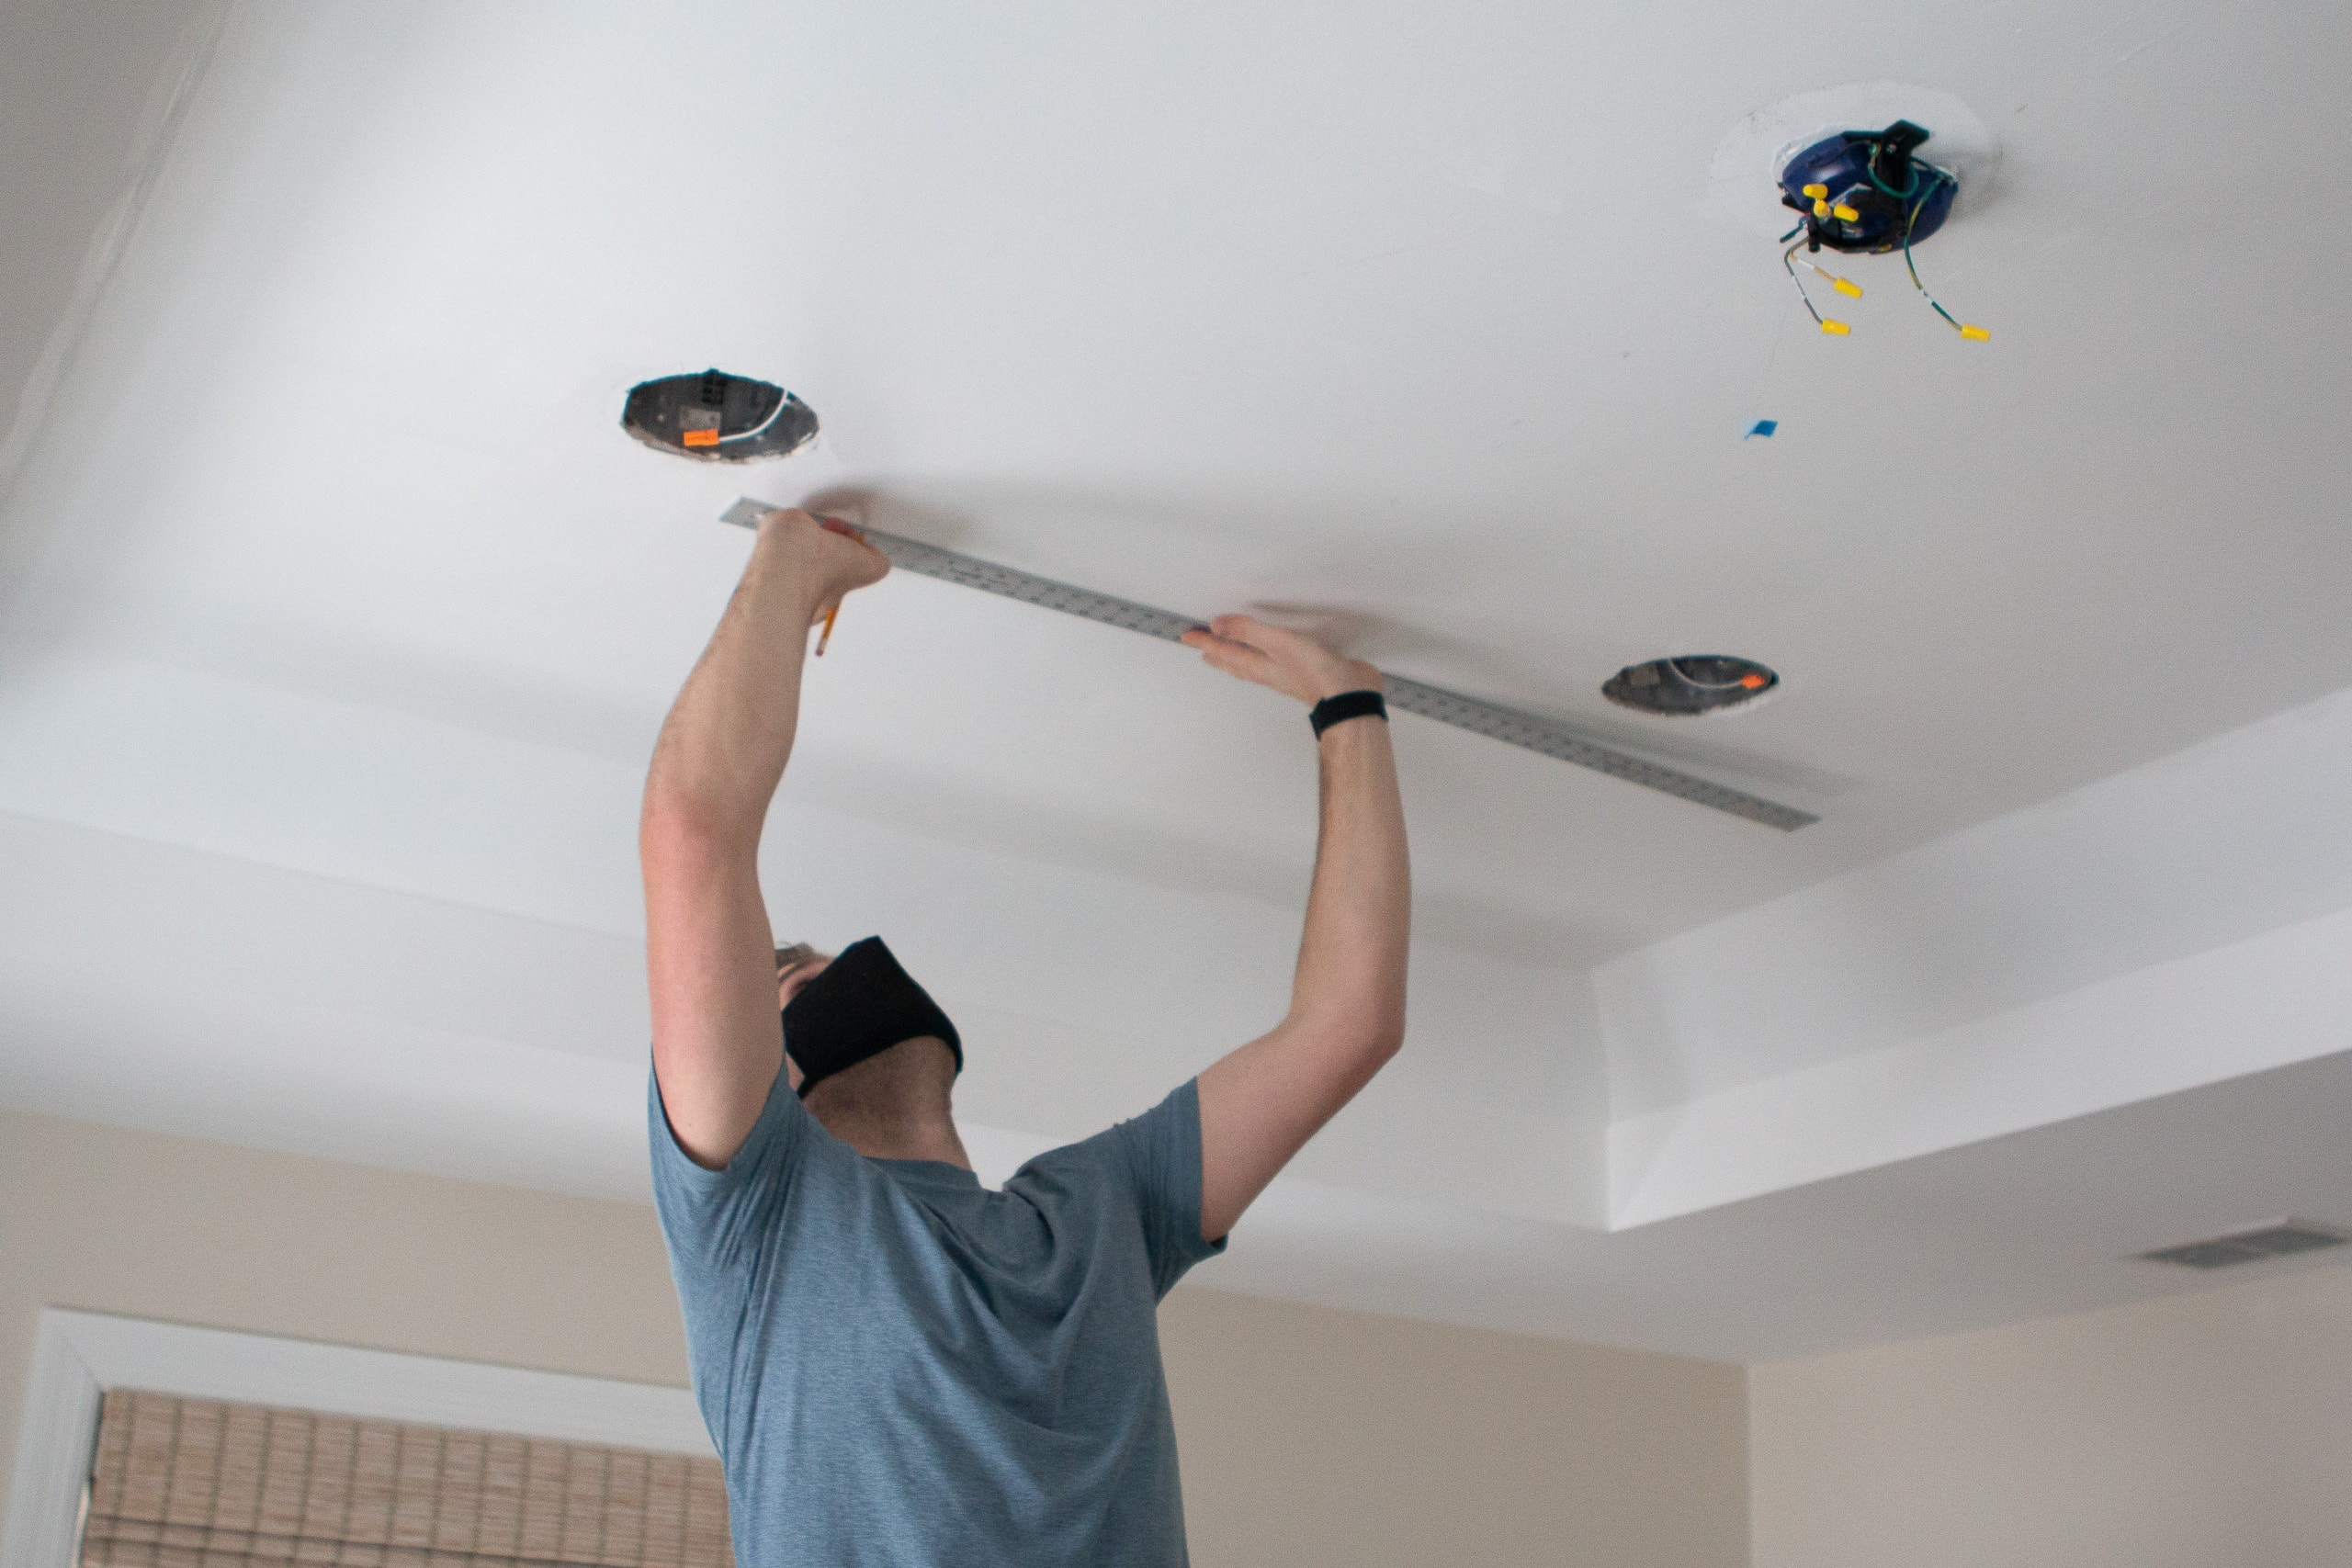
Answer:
[{"left": 811, "top": 515, "right": 865, "bottom": 656}]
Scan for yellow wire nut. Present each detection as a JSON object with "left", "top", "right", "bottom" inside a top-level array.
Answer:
[
  {"left": 1959, "top": 323, "right": 1990, "bottom": 341},
  {"left": 1803, "top": 184, "right": 1828, "bottom": 198},
  {"left": 1821, "top": 319, "right": 1851, "bottom": 335},
  {"left": 1831, "top": 203, "right": 1860, "bottom": 222},
  {"left": 1832, "top": 276, "right": 1863, "bottom": 298}
]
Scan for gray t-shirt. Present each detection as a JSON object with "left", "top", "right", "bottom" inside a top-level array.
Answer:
[{"left": 649, "top": 1065, "right": 1226, "bottom": 1568}]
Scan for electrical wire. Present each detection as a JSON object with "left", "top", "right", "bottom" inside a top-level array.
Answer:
[
  {"left": 1668, "top": 658, "right": 1758, "bottom": 690},
  {"left": 1899, "top": 168, "right": 1973, "bottom": 334},
  {"left": 1781, "top": 238, "right": 1826, "bottom": 326},
  {"left": 1800, "top": 255, "right": 1859, "bottom": 293},
  {"left": 1866, "top": 159, "right": 1921, "bottom": 201},
  {"left": 715, "top": 392, "right": 798, "bottom": 445}
]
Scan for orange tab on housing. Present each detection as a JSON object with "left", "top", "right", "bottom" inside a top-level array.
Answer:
[{"left": 682, "top": 428, "right": 720, "bottom": 446}]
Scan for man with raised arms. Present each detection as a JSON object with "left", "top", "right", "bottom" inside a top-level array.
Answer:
[{"left": 640, "top": 507, "right": 1409, "bottom": 1567}]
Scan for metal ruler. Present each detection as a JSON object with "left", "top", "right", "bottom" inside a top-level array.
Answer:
[{"left": 722, "top": 498, "right": 1817, "bottom": 830}]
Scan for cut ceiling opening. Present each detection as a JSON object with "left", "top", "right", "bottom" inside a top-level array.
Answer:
[
  {"left": 621, "top": 369, "right": 817, "bottom": 462},
  {"left": 1604, "top": 656, "right": 1778, "bottom": 716},
  {"left": 2136, "top": 1220, "right": 2349, "bottom": 1270}
]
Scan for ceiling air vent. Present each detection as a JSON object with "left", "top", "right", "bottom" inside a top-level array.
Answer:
[{"left": 2136, "top": 1220, "right": 2349, "bottom": 1270}]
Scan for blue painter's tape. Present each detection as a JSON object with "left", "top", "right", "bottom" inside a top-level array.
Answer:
[{"left": 1746, "top": 419, "right": 1778, "bottom": 439}]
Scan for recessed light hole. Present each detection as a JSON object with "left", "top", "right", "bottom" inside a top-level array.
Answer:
[
  {"left": 621, "top": 368, "right": 818, "bottom": 462},
  {"left": 1603, "top": 655, "right": 1779, "bottom": 716}
]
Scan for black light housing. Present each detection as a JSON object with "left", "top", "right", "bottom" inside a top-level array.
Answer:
[
  {"left": 1603, "top": 656, "right": 1779, "bottom": 716},
  {"left": 621, "top": 369, "right": 818, "bottom": 462}
]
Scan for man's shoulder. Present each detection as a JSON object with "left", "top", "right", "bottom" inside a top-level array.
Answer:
[
  {"left": 1002, "top": 1080, "right": 1200, "bottom": 1190},
  {"left": 1008, "top": 1124, "right": 1125, "bottom": 1181}
]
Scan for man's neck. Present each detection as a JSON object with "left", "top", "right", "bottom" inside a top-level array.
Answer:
[{"left": 815, "top": 1108, "right": 974, "bottom": 1169}]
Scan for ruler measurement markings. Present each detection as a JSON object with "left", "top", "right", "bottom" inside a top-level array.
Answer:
[{"left": 720, "top": 498, "right": 1815, "bottom": 830}]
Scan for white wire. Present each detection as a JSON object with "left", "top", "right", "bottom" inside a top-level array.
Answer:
[
  {"left": 1668, "top": 658, "right": 1762, "bottom": 691},
  {"left": 716, "top": 392, "right": 798, "bottom": 444}
]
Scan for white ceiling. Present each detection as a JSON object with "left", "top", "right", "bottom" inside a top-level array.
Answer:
[{"left": 5, "top": 0, "right": 2350, "bottom": 1362}]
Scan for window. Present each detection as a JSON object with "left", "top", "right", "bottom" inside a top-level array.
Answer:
[{"left": 79, "top": 1393, "right": 731, "bottom": 1568}]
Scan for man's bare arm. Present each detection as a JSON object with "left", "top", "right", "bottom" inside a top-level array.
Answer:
[
  {"left": 1183, "top": 615, "right": 1410, "bottom": 1240},
  {"left": 641, "top": 510, "right": 887, "bottom": 1169}
]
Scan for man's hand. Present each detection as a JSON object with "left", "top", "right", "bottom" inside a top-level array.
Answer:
[
  {"left": 757, "top": 508, "right": 890, "bottom": 623},
  {"left": 1182, "top": 615, "right": 1381, "bottom": 705}
]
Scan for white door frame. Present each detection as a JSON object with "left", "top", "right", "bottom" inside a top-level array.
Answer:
[{"left": 2, "top": 1311, "right": 713, "bottom": 1568}]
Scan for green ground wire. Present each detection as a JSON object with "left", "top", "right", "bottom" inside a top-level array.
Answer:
[
  {"left": 1868, "top": 160, "right": 1921, "bottom": 199},
  {"left": 1900, "top": 172, "right": 1967, "bottom": 333}
]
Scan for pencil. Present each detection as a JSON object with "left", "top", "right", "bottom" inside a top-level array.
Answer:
[{"left": 811, "top": 515, "right": 865, "bottom": 656}]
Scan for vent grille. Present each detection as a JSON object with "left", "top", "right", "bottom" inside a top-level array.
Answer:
[{"left": 2137, "top": 1220, "right": 2349, "bottom": 1270}]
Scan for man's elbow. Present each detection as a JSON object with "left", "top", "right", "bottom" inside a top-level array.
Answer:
[
  {"left": 639, "top": 790, "right": 755, "bottom": 873},
  {"left": 1336, "top": 1021, "right": 1406, "bottom": 1096},
  {"left": 1295, "top": 1010, "right": 1405, "bottom": 1074},
  {"left": 1346, "top": 988, "right": 1408, "bottom": 1065}
]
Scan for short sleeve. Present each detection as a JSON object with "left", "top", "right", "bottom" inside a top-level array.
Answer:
[
  {"left": 1106, "top": 1078, "right": 1229, "bottom": 1299},
  {"left": 647, "top": 1059, "right": 812, "bottom": 1288}
]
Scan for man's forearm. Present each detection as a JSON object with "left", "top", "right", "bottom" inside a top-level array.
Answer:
[
  {"left": 1186, "top": 618, "right": 1408, "bottom": 1238},
  {"left": 642, "top": 518, "right": 830, "bottom": 845},
  {"left": 1286, "top": 714, "right": 1410, "bottom": 1052}
]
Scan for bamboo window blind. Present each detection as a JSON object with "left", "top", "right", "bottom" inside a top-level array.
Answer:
[{"left": 81, "top": 1393, "right": 733, "bottom": 1568}]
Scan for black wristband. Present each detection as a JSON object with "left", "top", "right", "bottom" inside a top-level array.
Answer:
[{"left": 1309, "top": 689, "right": 1387, "bottom": 739}]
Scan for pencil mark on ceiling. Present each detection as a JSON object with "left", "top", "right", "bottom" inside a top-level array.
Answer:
[
  {"left": 1284, "top": 244, "right": 1419, "bottom": 280},
  {"left": 2112, "top": 17, "right": 2193, "bottom": 67}
]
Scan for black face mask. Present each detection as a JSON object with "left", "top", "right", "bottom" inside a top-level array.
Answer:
[{"left": 781, "top": 936, "right": 963, "bottom": 1099}]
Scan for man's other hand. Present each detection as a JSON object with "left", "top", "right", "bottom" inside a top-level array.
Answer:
[
  {"left": 757, "top": 507, "right": 890, "bottom": 622},
  {"left": 1181, "top": 615, "right": 1380, "bottom": 705}
]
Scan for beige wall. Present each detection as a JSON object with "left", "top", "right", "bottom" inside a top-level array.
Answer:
[
  {"left": 1163, "top": 1289, "right": 1747, "bottom": 1567},
  {"left": 1750, "top": 1263, "right": 2352, "bottom": 1568},
  {"left": 1, "top": 1110, "right": 1749, "bottom": 1567}
]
